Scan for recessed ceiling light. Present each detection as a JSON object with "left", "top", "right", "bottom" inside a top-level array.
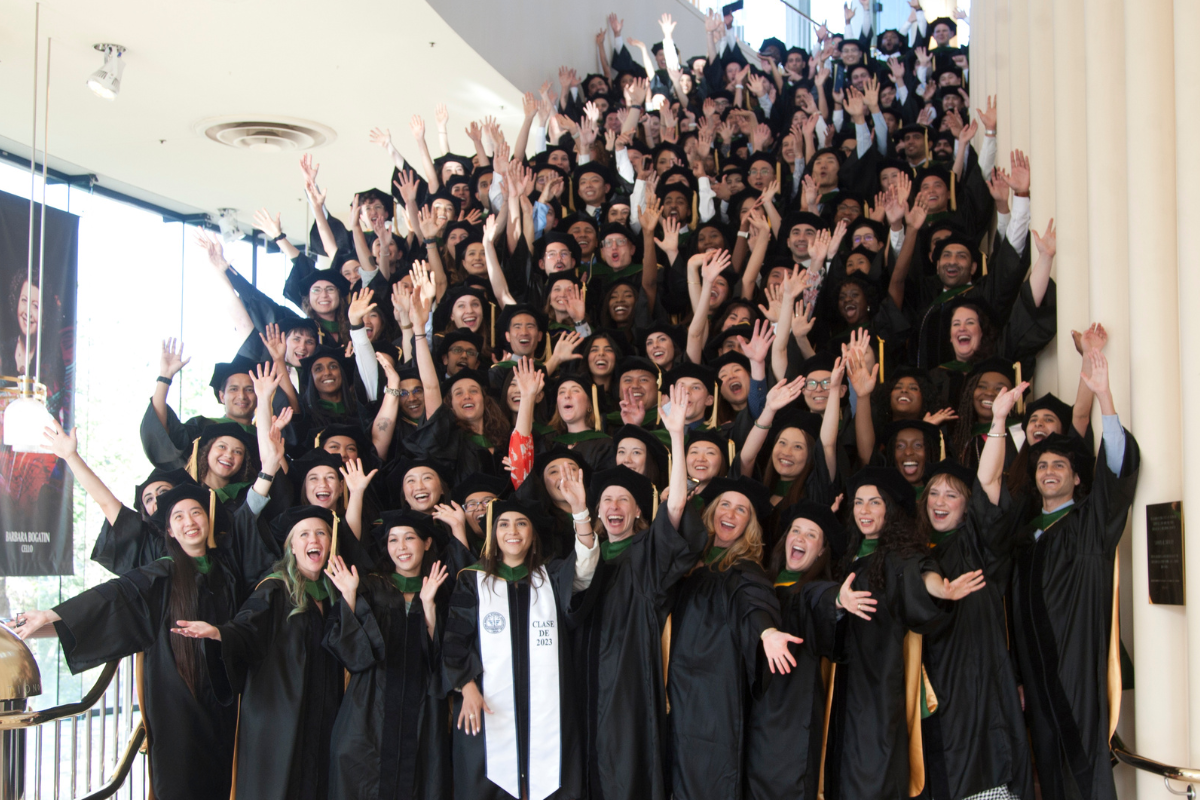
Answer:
[{"left": 87, "top": 44, "right": 125, "bottom": 100}]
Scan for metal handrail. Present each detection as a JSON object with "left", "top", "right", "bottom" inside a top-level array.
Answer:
[
  {"left": 0, "top": 661, "right": 119, "bottom": 730},
  {"left": 76, "top": 722, "right": 144, "bottom": 800},
  {"left": 1113, "top": 746, "right": 1200, "bottom": 798}
]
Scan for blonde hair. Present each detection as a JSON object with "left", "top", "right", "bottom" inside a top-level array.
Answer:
[
  {"left": 700, "top": 499, "right": 765, "bottom": 571},
  {"left": 275, "top": 521, "right": 332, "bottom": 618}
]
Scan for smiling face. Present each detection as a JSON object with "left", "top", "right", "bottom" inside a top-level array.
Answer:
[
  {"left": 771, "top": 428, "right": 810, "bottom": 482},
  {"left": 289, "top": 519, "right": 332, "bottom": 581},
  {"left": 837, "top": 283, "right": 868, "bottom": 325},
  {"left": 618, "top": 369, "right": 657, "bottom": 410},
  {"left": 450, "top": 378, "right": 485, "bottom": 423},
  {"left": 784, "top": 518, "right": 825, "bottom": 573},
  {"left": 936, "top": 242, "right": 974, "bottom": 288},
  {"left": 718, "top": 363, "right": 750, "bottom": 406},
  {"left": 206, "top": 436, "right": 246, "bottom": 480},
  {"left": 578, "top": 173, "right": 610, "bottom": 205},
  {"left": 949, "top": 307, "right": 983, "bottom": 360},
  {"left": 568, "top": 221, "right": 597, "bottom": 258},
  {"left": 1035, "top": 452, "right": 1080, "bottom": 506},
  {"left": 220, "top": 373, "right": 256, "bottom": 422},
  {"left": 1026, "top": 409, "right": 1064, "bottom": 444},
  {"left": 311, "top": 357, "right": 344, "bottom": 399},
  {"left": 304, "top": 466, "right": 343, "bottom": 508},
  {"left": 853, "top": 485, "right": 887, "bottom": 539},
  {"left": 16, "top": 280, "right": 39, "bottom": 338},
  {"left": 141, "top": 480, "right": 174, "bottom": 517},
  {"left": 599, "top": 486, "right": 640, "bottom": 541},
  {"left": 893, "top": 429, "right": 927, "bottom": 485},
  {"left": 676, "top": 377, "right": 714, "bottom": 423},
  {"left": 285, "top": 328, "right": 317, "bottom": 367},
  {"left": 542, "top": 457, "right": 581, "bottom": 506},
  {"left": 505, "top": 313, "right": 542, "bottom": 357},
  {"left": 696, "top": 226, "right": 725, "bottom": 253},
  {"left": 890, "top": 377, "right": 923, "bottom": 418},
  {"left": 322, "top": 435, "right": 359, "bottom": 463},
  {"left": 588, "top": 338, "right": 617, "bottom": 378},
  {"left": 168, "top": 499, "right": 209, "bottom": 557},
  {"left": 460, "top": 243, "right": 487, "bottom": 276},
  {"left": 451, "top": 295, "right": 483, "bottom": 331},
  {"left": 712, "top": 492, "right": 753, "bottom": 546},
  {"left": 387, "top": 526, "right": 430, "bottom": 577},
  {"left": 645, "top": 332, "right": 676, "bottom": 368},
  {"left": 403, "top": 467, "right": 442, "bottom": 512},
  {"left": 494, "top": 511, "right": 535, "bottom": 564},
  {"left": 925, "top": 474, "right": 967, "bottom": 533},
  {"left": 308, "top": 280, "right": 340, "bottom": 318},
  {"left": 803, "top": 371, "right": 843, "bottom": 413},
  {"left": 607, "top": 284, "right": 637, "bottom": 324},
  {"left": 616, "top": 438, "right": 649, "bottom": 474},
  {"left": 788, "top": 223, "right": 817, "bottom": 261},
  {"left": 432, "top": 198, "right": 457, "bottom": 224},
  {"left": 921, "top": 175, "right": 950, "bottom": 214},
  {"left": 972, "top": 372, "right": 1013, "bottom": 421},
  {"left": 686, "top": 441, "right": 723, "bottom": 485}
]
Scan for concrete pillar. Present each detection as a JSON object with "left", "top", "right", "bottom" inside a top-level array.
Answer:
[
  {"left": 1124, "top": 0, "right": 1189, "bottom": 790},
  {"left": 1050, "top": 0, "right": 1090, "bottom": 395},
  {"left": 989, "top": 0, "right": 1011, "bottom": 150},
  {"left": 1082, "top": 0, "right": 1135, "bottom": 791},
  {"left": 1006, "top": 0, "right": 1030, "bottom": 153},
  {"left": 1027, "top": 0, "right": 1058, "bottom": 396},
  {"left": 1174, "top": 0, "right": 1200, "bottom": 768}
]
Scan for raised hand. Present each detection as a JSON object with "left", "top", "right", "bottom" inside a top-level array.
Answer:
[
  {"left": 619, "top": 386, "right": 646, "bottom": 425},
  {"left": 368, "top": 127, "right": 393, "bottom": 150},
  {"left": 942, "top": 569, "right": 987, "bottom": 600},
  {"left": 976, "top": 95, "right": 997, "bottom": 131},
  {"left": 763, "top": 628, "right": 804, "bottom": 673},
  {"left": 838, "top": 573, "right": 878, "bottom": 620},
  {"left": 42, "top": 419, "right": 78, "bottom": 460},
  {"left": 758, "top": 283, "right": 783, "bottom": 323},
  {"left": 662, "top": 382, "right": 688, "bottom": 437},
  {"left": 324, "top": 555, "right": 359, "bottom": 602},
  {"left": 990, "top": 381, "right": 1030, "bottom": 422},
  {"left": 563, "top": 282, "right": 587, "bottom": 323},
  {"left": 299, "top": 152, "right": 319, "bottom": 184},
  {"left": 765, "top": 375, "right": 807, "bottom": 412},
  {"left": 558, "top": 463, "right": 588, "bottom": 514},
  {"left": 658, "top": 12, "right": 676, "bottom": 37},
  {"left": 906, "top": 195, "right": 930, "bottom": 230},
  {"left": 393, "top": 170, "right": 420, "bottom": 205},
  {"left": 435, "top": 103, "right": 450, "bottom": 131},
  {"left": 420, "top": 561, "right": 450, "bottom": 606},
  {"left": 1008, "top": 149, "right": 1031, "bottom": 194},
  {"left": 431, "top": 501, "right": 468, "bottom": 533},
  {"left": 341, "top": 458, "right": 379, "bottom": 496},
  {"left": 513, "top": 356, "right": 545, "bottom": 399},
  {"left": 608, "top": 12, "right": 623, "bottom": 36},
  {"left": 250, "top": 361, "right": 282, "bottom": 398},
  {"left": 347, "top": 288, "right": 377, "bottom": 327},
  {"left": 160, "top": 338, "right": 191, "bottom": 378},
  {"left": 739, "top": 319, "right": 776, "bottom": 364},
  {"left": 1032, "top": 218, "right": 1056, "bottom": 259},
  {"left": 409, "top": 115, "right": 426, "bottom": 140},
  {"left": 193, "top": 230, "right": 230, "bottom": 272},
  {"left": 551, "top": 330, "right": 584, "bottom": 366},
  {"left": 253, "top": 208, "right": 283, "bottom": 239},
  {"left": 1080, "top": 350, "right": 1111, "bottom": 396},
  {"left": 923, "top": 408, "right": 959, "bottom": 426}
]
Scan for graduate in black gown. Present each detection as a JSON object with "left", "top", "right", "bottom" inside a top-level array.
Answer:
[
  {"left": 323, "top": 510, "right": 453, "bottom": 800},
  {"left": 667, "top": 478, "right": 804, "bottom": 800},
  {"left": 1009, "top": 351, "right": 1138, "bottom": 800},
  {"left": 745, "top": 501, "right": 877, "bottom": 800},
  {"left": 172, "top": 506, "right": 349, "bottom": 800},
  {"left": 570, "top": 384, "right": 701, "bottom": 800},
  {"left": 825, "top": 467, "right": 988, "bottom": 800},
  {"left": 442, "top": 494, "right": 599, "bottom": 800},
  {"left": 916, "top": 381, "right": 1034, "bottom": 800},
  {"left": 17, "top": 479, "right": 277, "bottom": 800}
]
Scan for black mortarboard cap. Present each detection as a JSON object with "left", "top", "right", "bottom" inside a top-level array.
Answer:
[
  {"left": 590, "top": 465, "right": 656, "bottom": 520},
  {"left": 700, "top": 477, "right": 774, "bottom": 523},
  {"left": 209, "top": 355, "right": 259, "bottom": 402},
  {"left": 846, "top": 466, "right": 917, "bottom": 517}
]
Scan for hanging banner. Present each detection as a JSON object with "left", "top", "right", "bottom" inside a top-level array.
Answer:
[{"left": 0, "top": 188, "right": 78, "bottom": 576}]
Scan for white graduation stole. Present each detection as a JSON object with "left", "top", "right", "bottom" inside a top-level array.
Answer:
[{"left": 476, "top": 568, "right": 562, "bottom": 800}]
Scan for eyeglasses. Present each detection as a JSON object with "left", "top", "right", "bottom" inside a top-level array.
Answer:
[
  {"left": 603, "top": 237, "right": 630, "bottom": 248},
  {"left": 805, "top": 379, "right": 832, "bottom": 390},
  {"left": 463, "top": 499, "right": 492, "bottom": 511},
  {"left": 449, "top": 347, "right": 479, "bottom": 358},
  {"left": 397, "top": 387, "right": 424, "bottom": 398}
]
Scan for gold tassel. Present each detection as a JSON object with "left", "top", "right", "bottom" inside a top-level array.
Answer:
[
  {"left": 708, "top": 381, "right": 721, "bottom": 429},
  {"left": 1107, "top": 552, "right": 1122, "bottom": 740},
  {"left": 949, "top": 170, "right": 957, "bottom": 212},
  {"left": 592, "top": 384, "right": 601, "bottom": 431},
  {"left": 878, "top": 336, "right": 885, "bottom": 384},
  {"left": 652, "top": 488, "right": 659, "bottom": 520},
  {"left": 342, "top": 483, "right": 349, "bottom": 510},
  {"left": 580, "top": 283, "right": 587, "bottom": 304},
  {"left": 714, "top": 149, "right": 720, "bottom": 172},
  {"left": 863, "top": 201, "right": 869, "bottom": 218},
  {"left": 490, "top": 302, "right": 497, "bottom": 346},
  {"left": 923, "top": 128, "right": 930, "bottom": 164},
  {"left": 691, "top": 192, "right": 698, "bottom": 229},
  {"left": 568, "top": 178, "right": 576, "bottom": 213},
  {"left": 727, "top": 438, "right": 735, "bottom": 466},
  {"left": 939, "top": 431, "right": 946, "bottom": 462},
  {"left": 314, "top": 432, "right": 323, "bottom": 448},
  {"left": 206, "top": 488, "right": 217, "bottom": 549},
  {"left": 904, "top": 632, "right": 928, "bottom": 796},
  {"left": 1014, "top": 362, "right": 1024, "bottom": 415},
  {"left": 544, "top": 330, "right": 553, "bottom": 362},
  {"left": 981, "top": 251, "right": 988, "bottom": 276},
  {"left": 483, "top": 499, "right": 496, "bottom": 557},
  {"left": 656, "top": 369, "right": 663, "bottom": 425},
  {"left": 186, "top": 437, "right": 201, "bottom": 481},
  {"left": 331, "top": 512, "right": 340, "bottom": 559}
]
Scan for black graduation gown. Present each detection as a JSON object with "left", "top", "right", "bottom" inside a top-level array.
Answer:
[
  {"left": 139, "top": 401, "right": 251, "bottom": 471},
  {"left": 921, "top": 485, "right": 1034, "bottom": 800},
  {"left": 442, "top": 558, "right": 585, "bottom": 800},
  {"left": 667, "top": 557, "right": 782, "bottom": 800},
  {"left": 744, "top": 579, "right": 840, "bottom": 800},
  {"left": 570, "top": 506, "right": 707, "bottom": 800},
  {"left": 1011, "top": 431, "right": 1139, "bottom": 800},
  {"left": 90, "top": 505, "right": 164, "bottom": 575},
  {"left": 324, "top": 574, "right": 451, "bottom": 800},
  {"left": 824, "top": 551, "right": 946, "bottom": 800},
  {"left": 211, "top": 580, "right": 346, "bottom": 800},
  {"left": 53, "top": 554, "right": 251, "bottom": 800},
  {"left": 405, "top": 404, "right": 504, "bottom": 485}
]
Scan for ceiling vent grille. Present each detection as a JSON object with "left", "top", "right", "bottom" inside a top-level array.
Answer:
[{"left": 198, "top": 117, "right": 336, "bottom": 153}]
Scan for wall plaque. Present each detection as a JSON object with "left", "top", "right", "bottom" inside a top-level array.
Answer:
[{"left": 1146, "top": 502, "right": 1184, "bottom": 605}]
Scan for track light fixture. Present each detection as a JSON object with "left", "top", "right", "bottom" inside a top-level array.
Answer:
[
  {"left": 87, "top": 43, "right": 125, "bottom": 100},
  {"left": 216, "top": 208, "right": 243, "bottom": 244}
]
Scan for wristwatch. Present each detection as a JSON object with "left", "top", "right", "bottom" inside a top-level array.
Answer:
[{"left": 384, "top": 386, "right": 401, "bottom": 398}]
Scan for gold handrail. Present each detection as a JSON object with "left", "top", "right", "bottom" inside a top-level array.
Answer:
[
  {"left": 1113, "top": 746, "right": 1200, "bottom": 783},
  {"left": 77, "top": 721, "right": 145, "bottom": 800},
  {"left": 0, "top": 660, "right": 118, "bottom": 730}
]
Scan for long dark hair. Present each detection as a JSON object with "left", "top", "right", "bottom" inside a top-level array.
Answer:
[
  {"left": 452, "top": 384, "right": 512, "bottom": 448},
  {"left": 478, "top": 512, "right": 547, "bottom": 587},
  {"left": 196, "top": 438, "right": 255, "bottom": 486},
  {"left": 836, "top": 494, "right": 922, "bottom": 587},
  {"left": 163, "top": 536, "right": 203, "bottom": 696},
  {"left": 760, "top": 429, "right": 817, "bottom": 507},
  {"left": 301, "top": 359, "right": 360, "bottom": 429},
  {"left": 915, "top": 472, "right": 971, "bottom": 543},
  {"left": 300, "top": 296, "right": 350, "bottom": 343},
  {"left": 950, "top": 373, "right": 987, "bottom": 461},
  {"left": 871, "top": 370, "right": 938, "bottom": 433},
  {"left": 768, "top": 523, "right": 831, "bottom": 583}
]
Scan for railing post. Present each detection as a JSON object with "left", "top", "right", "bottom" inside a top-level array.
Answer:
[{"left": 0, "top": 699, "right": 27, "bottom": 800}]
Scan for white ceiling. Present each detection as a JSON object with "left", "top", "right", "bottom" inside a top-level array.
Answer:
[{"left": 0, "top": 0, "right": 528, "bottom": 236}]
